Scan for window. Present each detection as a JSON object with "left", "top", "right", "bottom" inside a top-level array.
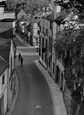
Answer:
[
  {"left": 39, "top": 26, "right": 41, "bottom": 31},
  {"left": 45, "top": 53, "right": 47, "bottom": 64},
  {"left": 11, "top": 56, "right": 12, "bottom": 71},
  {"left": 2, "top": 74, "right": 5, "bottom": 85},
  {"left": 38, "top": 22, "right": 40, "bottom": 26},
  {"left": 49, "top": 57, "right": 50, "bottom": 67},
  {"left": 42, "top": 27, "right": 44, "bottom": 33},
  {"left": 39, "top": 36, "right": 41, "bottom": 45},
  {"left": 46, "top": 29, "right": 48, "bottom": 35},
  {"left": 49, "top": 37, "right": 52, "bottom": 51},
  {"left": 42, "top": 52, "right": 43, "bottom": 59},
  {"left": 50, "top": 21, "right": 52, "bottom": 30},
  {"left": 46, "top": 39, "right": 47, "bottom": 49},
  {"left": 42, "top": 37, "right": 44, "bottom": 47},
  {"left": 38, "top": 30, "right": 40, "bottom": 34},
  {"left": 53, "top": 63, "right": 54, "bottom": 73},
  {"left": 39, "top": 48, "right": 41, "bottom": 56}
]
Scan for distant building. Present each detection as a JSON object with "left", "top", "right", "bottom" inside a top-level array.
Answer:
[
  {"left": 17, "top": 9, "right": 27, "bottom": 21},
  {"left": 31, "top": 11, "right": 52, "bottom": 47}
]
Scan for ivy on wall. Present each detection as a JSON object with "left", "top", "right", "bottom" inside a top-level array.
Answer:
[{"left": 54, "top": 26, "right": 84, "bottom": 100}]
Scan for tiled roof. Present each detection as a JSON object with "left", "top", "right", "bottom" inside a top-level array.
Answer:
[
  {"left": 46, "top": 13, "right": 54, "bottom": 21},
  {"left": 0, "top": 39, "right": 11, "bottom": 75},
  {"left": 0, "top": 39, "right": 11, "bottom": 62},
  {"left": 0, "top": 21, "right": 13, "bottom": 39},
  {"left": 0, "top": 57, "right": 8, "bottom": 76}
]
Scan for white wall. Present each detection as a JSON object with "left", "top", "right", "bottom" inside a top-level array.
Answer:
[
  {"left": 8, "top": 39, "right": 15, "bottom": 104},
  {"left": 0, "top": 69, "right": 8, "bottom": 98},
  {"left": 33, "top": 22, "right": 39, "bottom": 46},
  {"left": 9, "top": 40, "right": 14, "bottom": 76},
  {"left": 0, "top": 68, "right": 8, "bottom": 114},
  {"left": 4, "top": 88, "right": 7, "bottom": 114}
]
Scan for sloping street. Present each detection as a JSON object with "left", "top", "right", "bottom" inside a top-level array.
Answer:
[{"left": 12, "top": 46, "right": 54, "bottom": 115}]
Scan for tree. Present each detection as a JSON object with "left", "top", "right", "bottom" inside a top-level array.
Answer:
[
  {"left": 54, "top": 0, "right": 84, "bottom": 20},
  {"left": 54, "top": 24, "right": 84, "bottom": 97},
  {"left": 54, "top": 1, "right": 84, "bottom": 100}
]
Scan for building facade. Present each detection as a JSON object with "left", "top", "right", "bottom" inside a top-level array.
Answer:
[
  {"left": 0, "top": 59, "right": 8, "bottom": 115},
  {"left": 39, "top": 1, "right": 68, "bottom": 91},
  {"left": 0, "top": 39, "right": 15, "bottom": 115},
  {"left": 0, "top": 1, "right": 16, "bottom": 114}
]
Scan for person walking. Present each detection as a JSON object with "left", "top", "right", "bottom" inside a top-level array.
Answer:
[
  {"left": 20, "top": 56, "right": 23, "bottom": 66},
  {"left": 18, "top": 53, "right": 21, "bottom": 60}
]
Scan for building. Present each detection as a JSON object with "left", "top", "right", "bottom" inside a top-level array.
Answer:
[
  {"left": 39, "top": 1, "right": 69, "bottom": 91},
  {"left": 52, "top": 3, "right": 65, "bottom": 90},
  {"left": 31, "top": 11, "right": 52, "bottom": 47},
  {"left": 15, "top": 9, "right": 32, "bottom": 45},
  {"left": 0, "top": 40, "right": 9, "bottom": 115},
  {"left": 0, "top": 1, "right": 16, "bottom": 114},
  {"left": 31, "top": 12, "right": 43, "bottom": 46},
  {"left": 39, "top": 13, "right": 54, "bottom": 76},
  {"left": 0, "top": 39, "right": 15, "bottom": 115},
  {"left": 17, "top": 9, "right": 27, "bottom": 21}
]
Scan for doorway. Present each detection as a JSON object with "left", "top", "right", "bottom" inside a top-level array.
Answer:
[
  {"left": 60, "top": 72, "right": 63, "bottom": 91},
  {"left": 55, "top": 66, "right": 60, "bottom": 84}
]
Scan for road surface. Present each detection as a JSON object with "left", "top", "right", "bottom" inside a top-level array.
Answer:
[{"left": 12, "top": 47, "right": 54, "bottom": 115}]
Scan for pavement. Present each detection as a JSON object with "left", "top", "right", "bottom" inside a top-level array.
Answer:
[{"left": 34, "top": 60, "right": 67, "bottom": 115}]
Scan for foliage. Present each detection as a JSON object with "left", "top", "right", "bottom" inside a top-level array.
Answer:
[
  {"left": 6, "top": 0, "right": 48, "bottom": 15},
  {"left": 54, "top": 26, "right": 84, "bottom": 95},
  {"left": 54, "top": 0, "right": 84, "bottom": 20},
  {"left": 54, "top": 1, "right": 84, "bottom": 100}
]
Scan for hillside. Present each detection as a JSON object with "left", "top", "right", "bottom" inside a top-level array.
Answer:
[
  {"left": 6, "top": 0, "right": 49, "bottom": 14},
  {"left": 6, "top": 0, "right": 48, "bottom": 8}
]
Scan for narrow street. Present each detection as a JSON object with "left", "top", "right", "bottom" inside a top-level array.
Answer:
[{"left": 12, "top": 45, "right": 54, "bottom": 115}]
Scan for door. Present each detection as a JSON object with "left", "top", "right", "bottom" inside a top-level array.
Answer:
[
  {"left": 60, "top": 73, "right": 63, "bottom": 91},
  {"left": 55, "top": 66, "right": 60, "bottom": 84}
]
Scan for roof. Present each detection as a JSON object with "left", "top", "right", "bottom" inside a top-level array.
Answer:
[
  {"left": 17, "top": 9, "right": 27, "bottom": 20},
  {"left": 33, "top": 12, "right": 43, "bottom": 18},
  {"left": 46, "top": 13, "right": 54, "bottom": 21},
  {"left": 0, "top": 57, "right": 8, "bottom": 76},
  {"left": 0, "top": 39, "right": 11, "bottom": 76},
  {"left": 33, "top": 11, "right": 52, "bottom": 19},
  {"left": 0, "top": 21, "right": 13, "bottom": 39},
  {"left": 55, "top": 14, "right": 68, "bottom": 25},
  {"left": 0, "top": 12, "right": 15, "bottom": 20},
  {"left": 21, "top": 15, "right": 31, "bottom": 22},
  {"left": 0, "top": 18, "right": 16, "bottom": 22},
  {"left": 41, "top": 12, "right": 53, "bottom": 19},
  {"left": 0, "top": 39, "right": 11, "bottom": 62}
]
